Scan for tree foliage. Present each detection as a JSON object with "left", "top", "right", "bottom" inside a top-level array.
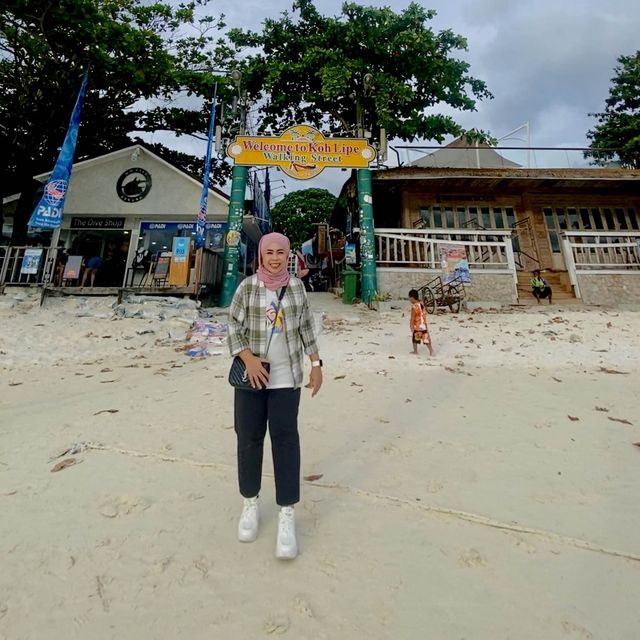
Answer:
[
  {"left": 271, "top": 188, "right": 337, "bottom": 248},
  {"left": 0, "top": 0, "right": 234, "bottom": 242},
  {"left": 586, "top": 51, "right": 640, "bottom": 169},
  {"left": 229, "top": 0, "right": 492, "bottom": 144}
]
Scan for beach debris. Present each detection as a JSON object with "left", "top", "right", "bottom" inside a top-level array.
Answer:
[
  {"left": 96, "top": 575, "right": 110, "bottom": 612},
  {"left": 567, "top": 415, "right": 580, "bottom": 422},
  {"left": 100, "top": 368, "right": 113, "bottom": 373},
  {"left": 51, "top": 457, "right": 81, "bottom": 472},
  {"left": 177, "top": 320, "right": 228, "bottom": 358},
  {"left": 99, "top": 379, "right": 118, "bottom": 384},
  {"left": 594, "top": 406, "right": 609, "bottom": 412},
  {"left": 1, "top": 491, "right": 17, "bottom": 497},
  {"left": 304, "top": 474, "right": 324, "bottom": 482},
  {"left": 608, "top": 417, "right": 633, "bottom": 426},
  {"left": 633, "top": 442, "right": 640, "bottom": 449},
  {"left": 49, "top": 442, "right": 91, "bottom": 460},
  {"left": 334, "top": 375, "right": 346, "bottom": 380},
  {"left": 8, "top": 381, "right": 23, "bottom": 387},
  {"left": 93, "top": 409, "right": 119, "bottom": 416},
  {"left": 598, "top": 366, "right": 629, "bottom": 375},
  {"left": 552, "top": 377, "right": 563, "bottom": 383}
]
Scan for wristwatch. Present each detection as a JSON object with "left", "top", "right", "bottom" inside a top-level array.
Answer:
[{"left": 311, "top": 360, "right": 323, "bottom": 368}]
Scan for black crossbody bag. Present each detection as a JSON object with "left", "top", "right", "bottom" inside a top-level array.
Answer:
[{"left": 228, "top": 285, "right": 287, "bottom": 391}]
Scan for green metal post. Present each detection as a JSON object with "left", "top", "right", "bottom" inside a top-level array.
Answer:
[
  {"left": 357, "top": 167, "right": 378, "bottom": 304},
  {"left": 220, "top": 165, "right": 248, "bottom": 307}
]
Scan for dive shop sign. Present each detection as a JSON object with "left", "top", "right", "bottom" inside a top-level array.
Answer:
[{"left": 226, "top": 125, "right": 376, "bottom": 180}]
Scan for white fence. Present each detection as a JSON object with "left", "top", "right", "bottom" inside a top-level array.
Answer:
[
  {"left": 375, "top": 228, "right": 516, "bottom": 272},
  {"left": 560, "top": 231, "right": 640, "bottom": 299},
  {"left": 561, "top": 231, "right": 640, "bottom": 272}
]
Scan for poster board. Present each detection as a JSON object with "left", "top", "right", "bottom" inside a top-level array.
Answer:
[
  {"left": 63, "top": 255, "right": 83, "bottom": 282},
  {"left": 345, "top": 243, "right": 357, "bottom": 265},
  {"left": 20, "top": 248, "right": 43, "bottom": 275},
  {"left": 169, "top": 237, "right": 191, "bottom": 286},
  {"left": 439, "top": 244, "right": 470, "bottom": 284},
  {"left": 152, "top": 252, "right": 171, "bottom": 284}
]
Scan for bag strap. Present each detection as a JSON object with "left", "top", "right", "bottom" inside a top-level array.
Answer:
[{"left": 265, "top": 285, "right": 287, "bottom": 356}]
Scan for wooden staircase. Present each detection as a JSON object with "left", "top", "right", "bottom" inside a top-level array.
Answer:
[{"left": 515, "top": 271, "right": 580, "bottom": 306}]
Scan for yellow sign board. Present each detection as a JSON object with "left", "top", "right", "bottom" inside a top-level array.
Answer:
[{"left": 227, "top": 125, "right": 376, "bottom": 180}]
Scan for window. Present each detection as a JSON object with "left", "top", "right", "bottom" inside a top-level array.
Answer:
[
  {"left": 615, "top": 208, "right": 628, "bottom": 230},
  {"left": 544, "top": 208, "right": 560, "bottom": 253},
  {"left": 604, "top": 208, "right": 615, "bottom": 229},
  {"left": 591, "top": 208, "right": 604, "bottom": 230},
  {"left": 445, "top": 207, "right": 456, "bottom": 228}
]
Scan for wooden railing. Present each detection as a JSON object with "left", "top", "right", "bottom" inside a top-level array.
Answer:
[
  {"left": 375, "top": 228, "right": 516, "bottom": 272},
  {"left": 561, "top": 231, "right": 640, "bottom": 272},
  {"left": 0, "top": 245, "right": 57, "bottom": 286}
]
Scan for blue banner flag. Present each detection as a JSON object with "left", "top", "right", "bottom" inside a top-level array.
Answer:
[
  {"left": 29, "top": 71, "right": 89, "bottom": 229},
  {"left": 195, "top": 87, "right": 218, "bottom": 249}
]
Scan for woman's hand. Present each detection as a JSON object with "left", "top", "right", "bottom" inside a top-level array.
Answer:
[
  {"left": 305, "top": 367, "right": 323, "bottom": 397},
  {"left": 240, "top": 350, "right": 270, "bottom": 389}
]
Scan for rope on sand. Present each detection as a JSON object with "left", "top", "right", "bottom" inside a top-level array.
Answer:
[{"left": 85, "top": 442, "right": 640, "bottom": 564}]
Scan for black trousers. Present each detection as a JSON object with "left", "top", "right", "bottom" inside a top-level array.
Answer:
[{"left": 234, "top": 388, "right": 301, "bottom": 506}]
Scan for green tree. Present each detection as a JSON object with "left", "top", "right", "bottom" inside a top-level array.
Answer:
[
  {"left": 1, "top": 0, "right": 234, "bottom": 243},
  {"left": 229, "top": 0, "right": 492, "bottom": 145},
  {"left": 271, "top": 188, "right": 337, "bottom": 248},
  {"left": 586, "top": 51, "right": 640, "bottom": 169}
]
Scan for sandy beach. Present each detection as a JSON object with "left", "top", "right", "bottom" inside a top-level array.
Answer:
[{"left": 1, "top": 289, "right": 639, "bottom": 640}]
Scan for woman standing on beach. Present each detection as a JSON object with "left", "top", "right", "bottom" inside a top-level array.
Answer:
[{"left": 227, "top": 232, "right": 323, "bottom": 560}]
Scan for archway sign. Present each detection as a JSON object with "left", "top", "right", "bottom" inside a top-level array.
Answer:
[{"left": 220, "top": 125, "right": 378, "bottom": 306}]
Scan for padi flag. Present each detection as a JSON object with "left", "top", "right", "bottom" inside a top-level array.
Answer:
[
  {"left": 29, "top": 72, "right": 89, "bottom": 229},
  {"left": 195, "top": 88, "right": 217, "bottom": 249}
]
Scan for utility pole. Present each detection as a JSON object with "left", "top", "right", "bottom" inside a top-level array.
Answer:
[
  {"left": 220, "top": 70, "right": 249, "bottom": 307},
  {"left": 355, "top": 73, "right": 378, "bottom": 304}
]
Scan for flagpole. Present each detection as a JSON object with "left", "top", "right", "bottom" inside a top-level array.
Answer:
[{"left": 195, "top": 84, "right": 218, "bottom": 250}]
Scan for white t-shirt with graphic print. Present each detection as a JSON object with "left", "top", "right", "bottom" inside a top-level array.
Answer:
[{"left": 264, "top": 288, "right": 295, "bottom": 389}]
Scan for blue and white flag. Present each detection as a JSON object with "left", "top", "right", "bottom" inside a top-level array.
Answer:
[
  {"left": 195, "top": 86, "right": 218, "bottom": 249},
  {"left": 29, "top": 71, "right": 89, "bottom": 229}
]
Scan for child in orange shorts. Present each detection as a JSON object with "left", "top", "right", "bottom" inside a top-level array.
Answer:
[{"left": 409, "top": 289, "right": 434, "bottom": 356}]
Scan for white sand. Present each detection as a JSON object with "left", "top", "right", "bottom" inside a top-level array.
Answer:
[{"left": 1, "top": 289, "right": 639, "bottom": 639}]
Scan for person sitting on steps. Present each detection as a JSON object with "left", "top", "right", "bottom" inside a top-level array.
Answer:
[{"left": 531, "top": 269, "right": 553, "bottom": 304}]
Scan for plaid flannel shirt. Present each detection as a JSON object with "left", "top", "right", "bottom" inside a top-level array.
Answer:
[{"left": 228, "top": 275, "right": 319, "bottom": 388}]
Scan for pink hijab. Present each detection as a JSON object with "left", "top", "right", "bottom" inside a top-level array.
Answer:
[{"left": 256, "top": 232, "right": 291, "bottom": 290}]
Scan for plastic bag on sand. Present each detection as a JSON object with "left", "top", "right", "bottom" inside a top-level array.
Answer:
[{"left": 183, "top": 320, "right": 228, "bottom": 357}]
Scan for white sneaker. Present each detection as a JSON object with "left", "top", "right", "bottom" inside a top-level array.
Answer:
[
  {"left": 276, "top": 506, "right": 298, "bottom": 560},
  {"left": 238, "top": 496, "right": 259, "bottom": 542}
]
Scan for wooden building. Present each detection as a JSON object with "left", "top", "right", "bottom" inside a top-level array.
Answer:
[{"left": 338, "top": 144, "right": 640, "bottom": 305}]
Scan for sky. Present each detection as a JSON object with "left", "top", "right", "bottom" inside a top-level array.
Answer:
[{"left": 143, "top": 0, "right": 640, "bottom": 197}]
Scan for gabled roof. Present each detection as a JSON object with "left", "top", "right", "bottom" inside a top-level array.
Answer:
[
  {"left": 410, "top": 136, "right": 521, "bottom": 169},
  {"left": 3, "top": 143, "right": 229, "bottom": 205}
]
